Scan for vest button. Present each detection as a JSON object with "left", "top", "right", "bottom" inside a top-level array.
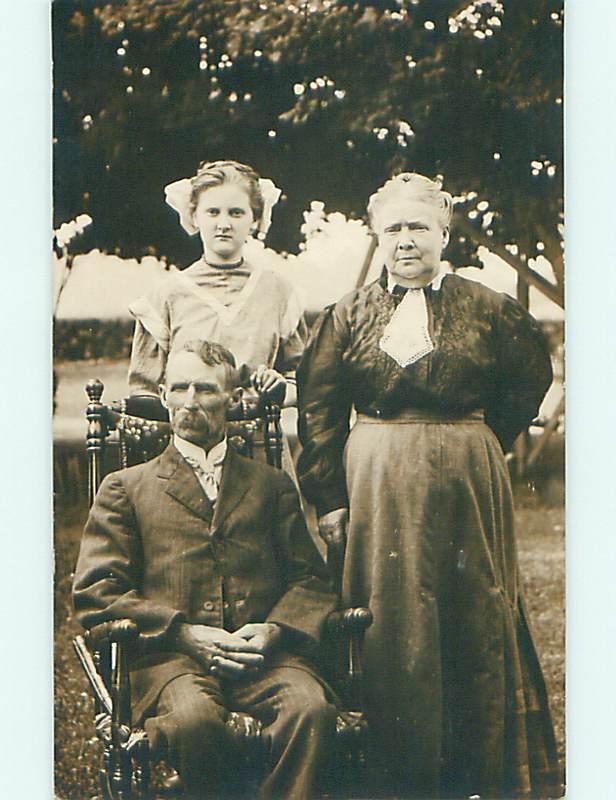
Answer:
[{"left": 203, "top": 601, "right": 215, "bottom": 611}]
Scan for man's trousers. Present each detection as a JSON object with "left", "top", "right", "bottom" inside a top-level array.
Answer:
[{"left": 143, "top": 664, "right": 337, "bottom": 800}]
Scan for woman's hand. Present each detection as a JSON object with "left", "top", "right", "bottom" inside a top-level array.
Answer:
[
  {"left": 251, "top": 365, "right": 287, "bottom": 402},
  {"left": 317, "top": 508, "right": 349, "bottom": 549}
]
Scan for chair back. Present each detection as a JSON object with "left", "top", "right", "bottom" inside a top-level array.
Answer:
[{"left": 85, "top": 379, "right": 282, "bottom": 505}]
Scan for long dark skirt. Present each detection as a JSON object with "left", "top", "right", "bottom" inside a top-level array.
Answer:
[{"left": 343, "top": 414, "right": 560, "bottom": 799}]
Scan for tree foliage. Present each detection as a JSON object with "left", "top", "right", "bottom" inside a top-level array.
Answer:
[{"left": 53, "top": 0, "right": 563, "bottom": 280}]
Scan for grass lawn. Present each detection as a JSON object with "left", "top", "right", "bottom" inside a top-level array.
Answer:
[
  {"left": 54, "top": 492, "right": 564, "bottom": 800},
  {"left": 516, "top": 501, "right": 566, "bottom": 767}
]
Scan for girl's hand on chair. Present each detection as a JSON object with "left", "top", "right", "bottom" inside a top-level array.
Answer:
[{"left": 251, "top": 365, "right": 286, "bottom": 400}]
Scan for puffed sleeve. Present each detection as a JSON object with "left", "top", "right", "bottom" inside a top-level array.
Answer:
[
  {"left": 128, "top": 292, "right": 171, "bottom": 396},
  {"left": 297, "top": 303, "right": 353, "bottom": 517},
  {"left": 72, "top": 473, "right": 185, "bottom": 643},
  {"left": 485, "top": 294, "right": 553, "bottom": 452},
  {"left": 274, "top": 281, "right": 309, "bottom": 375}
]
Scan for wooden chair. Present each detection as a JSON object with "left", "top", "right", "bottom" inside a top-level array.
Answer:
[{"left": 74, "top": 379, "right": 372, "bottom": 800}]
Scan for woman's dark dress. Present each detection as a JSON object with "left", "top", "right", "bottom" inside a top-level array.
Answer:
[{"left": 297, "top": 272, "right": 561, "bottom": 799}]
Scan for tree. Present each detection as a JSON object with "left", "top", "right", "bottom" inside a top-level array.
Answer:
[{"left": 53, "top": 0, "right": 563, "bottom": 292}]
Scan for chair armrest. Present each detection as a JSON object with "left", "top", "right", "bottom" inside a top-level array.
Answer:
[
  {"left": 82, "top": 620, "right": 138, "bottom": 736},
  {"left": 326, "top": 607, "right": 373, "bottom": 637},
  {"left": 326, "top": 607, "right": 373, "bottom": 711},
  {"left": 85, "top": 618, "right": 140, "bottom": 649}
]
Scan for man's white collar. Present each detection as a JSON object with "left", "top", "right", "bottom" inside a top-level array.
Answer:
[{"left": 174, "top": 434, "right": 228, "bottom": 471}]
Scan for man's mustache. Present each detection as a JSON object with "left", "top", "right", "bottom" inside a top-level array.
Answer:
[{"left": 176, "top": 410, "right": 210, "bottom": 427}]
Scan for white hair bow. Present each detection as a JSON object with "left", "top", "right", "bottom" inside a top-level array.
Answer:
[
  {"left": 164, "top": 174, "right": 282, "bottom": 239},
  {"left": 255, "top": 178, "right": 282, "bottom": 239},
  {"left": 164, "top": 177, "right": 198, "bottom": 235}
]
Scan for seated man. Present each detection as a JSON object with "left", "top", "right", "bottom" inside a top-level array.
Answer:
[{"left": 73, "top": 339, "right": 338, "bottom": 800}]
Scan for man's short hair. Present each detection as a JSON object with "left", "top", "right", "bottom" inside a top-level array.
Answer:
[{"left": 167, "top": 340, "right": 239, "bottom": 389}]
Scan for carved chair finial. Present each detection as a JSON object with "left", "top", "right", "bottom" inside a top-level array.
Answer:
[{"left": 86, "top": 378, "right": 104, "bottom": 402}]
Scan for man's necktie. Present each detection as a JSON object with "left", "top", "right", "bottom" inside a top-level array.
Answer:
[{"left": 184, "top": 456, "right": 220, "bottom": 504}]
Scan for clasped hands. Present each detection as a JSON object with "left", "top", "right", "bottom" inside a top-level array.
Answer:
[{"left": 173, "top": 621, "right": 282, "bottom": 681}]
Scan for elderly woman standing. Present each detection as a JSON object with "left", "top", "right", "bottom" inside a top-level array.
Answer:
[{"left": 297, "top": 174, "right": 560, "bottom": 798}]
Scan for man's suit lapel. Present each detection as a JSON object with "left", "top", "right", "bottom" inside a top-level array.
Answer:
[
  {"left": 157, "top": 443, "right": 213, "bottom": 523},
  {"left": 211, "top": 445, "right": 251, "bottom": 532}
]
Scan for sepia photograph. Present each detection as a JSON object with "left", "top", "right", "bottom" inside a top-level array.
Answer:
[{"left": 51, "top": 2, "right": 565, "bottom": 798}]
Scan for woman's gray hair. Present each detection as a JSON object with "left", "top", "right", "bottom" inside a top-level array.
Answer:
[
  {"left": 367, "top": 173, "right": 453, "bottom": 229},
  {"left": 189, "top": 160, "right": 264, "bottom": 223}
]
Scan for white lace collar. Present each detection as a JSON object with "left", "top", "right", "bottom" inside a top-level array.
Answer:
[{"left": 379, "top": 267, "right": 451, "bottom": 368}]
